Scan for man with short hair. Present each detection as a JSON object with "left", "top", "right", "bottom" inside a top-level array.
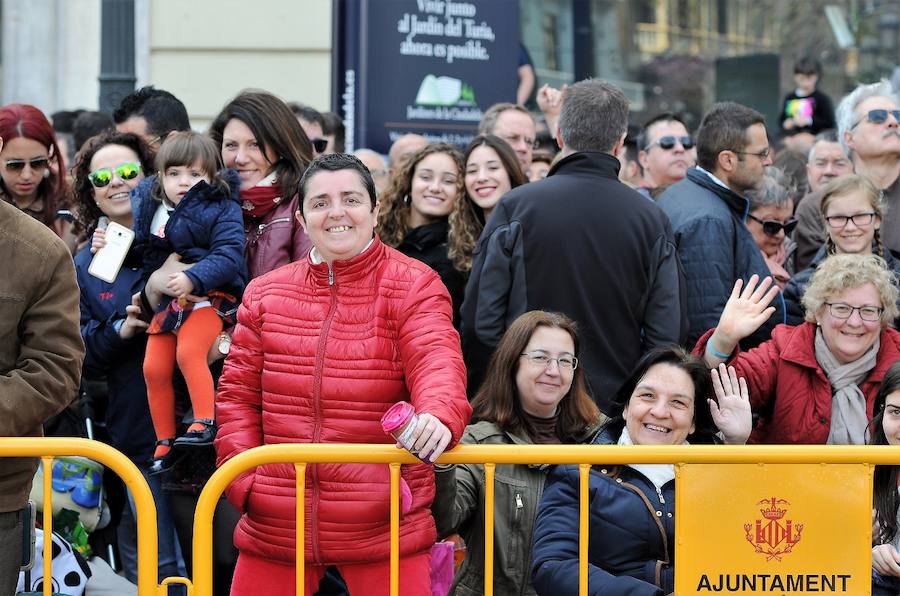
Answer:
[
  {"left": 658, "top": 101, "right": 784, "bottom": 349},
  {"left": 321, "top": 111, "right": 346, "bottom": 154},
  {"left": 792, "top": 130, "right": 854, "bottom": 270},
  {"left": 478, "top": 102, "right": 536, "bottom": 172},
  {"left": 353, "top": 148, "right": 389, "bottom": 193},
  {"left": 838, "top": 81, "right": 900, "bottom": 245},
  {"left": 113, "top": 86, "right": 190, "bottom": 152},
  {"left": 289, "top": 103, "right": 328, "bottom": 156},
  {"left": 0, "top": 184, "right": 83, "bottom": 592},
  {"left": 462, "top": 79, "right": 685, "bottom": 411},
  {"left": 637, "top": 113, "right": 695, "bottom": 196},
  {"left": 387, "top": 133, "right": 428, "bottom": 180}
]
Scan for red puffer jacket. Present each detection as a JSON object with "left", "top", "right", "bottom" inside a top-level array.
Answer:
[
  {"left": 694, "top": 322, "right": 900, "bottom": 444},
  {"left": 215, "top": 236, "right": 471, "bottom": 565}
]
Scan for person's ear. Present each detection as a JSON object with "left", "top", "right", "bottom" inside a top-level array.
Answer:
[
  {"left": 611, "top": 131, "right": 627, "bottom": 156},
  {"left": 295, "top": 209, "right": 307, "bottom": 233},
  {"left": 554, "top": 127, "right": 566, "bottom": 150},
  {"left": 844, "top": 130, "right": 856, "bottom": 154},
  {"left": 716, "top": 150, "right": 736, "bottom": 174},
  {"left": 638, "top": 149, "right": 650, "bottom": 170}
]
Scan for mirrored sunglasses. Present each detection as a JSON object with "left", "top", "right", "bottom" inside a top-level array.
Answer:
[
  {"left": 650, "top": 135, "right": 694, "bottom": 150},
  {"left": 748, "top": 214, "right": 797, "bottom": 236},
  {"left": 4, "top": 157, "right": 49, "bottom": 172},
  {"left": 89, "top": 162, "right": 141, "bottom": 188}
]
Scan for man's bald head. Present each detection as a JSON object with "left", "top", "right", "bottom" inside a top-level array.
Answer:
[{"left": 388, "top": 133, "right": 429, "bottom": 179}]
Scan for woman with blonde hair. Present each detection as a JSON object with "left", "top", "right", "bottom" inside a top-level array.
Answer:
[
  {"left": 699, "top": 253, "right": 900, "bottom": 444},
  {"left": 378, "top": 143, "right": 481, "bottom": 324},
  {"left": 784, "top": 174, "right": 900, "bottom": 325}
]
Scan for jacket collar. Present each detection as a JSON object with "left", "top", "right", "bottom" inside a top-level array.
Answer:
[
  {"left": 686, "top": 167, "right": 750, "bottom": 220},
  {"left": 547, "top": 151, "right": 622, "bottom": 180},
  {"left": 308, "top": 234, "right": 384, "bottom": 284}
]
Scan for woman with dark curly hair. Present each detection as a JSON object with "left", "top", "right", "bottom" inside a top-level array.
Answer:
[
  {"left": 377, "top": 143, "right": 481, "bottom": 324},
  {"left": 70, "top": 130, "right": 182, "bottom": 583}
]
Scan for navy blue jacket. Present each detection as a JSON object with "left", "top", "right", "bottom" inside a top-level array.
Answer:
[
  {"left": 658, "top": 167, "right": 786, "bottom": 349},
  {"left": 131, "top": 169, "right": 247, "bottom": 297},
  {"left": 75, "top": 246, "right": 156, "bottom": 462},
  {"left": 531, "top": 429, "right": 673, "bottom": 596}
]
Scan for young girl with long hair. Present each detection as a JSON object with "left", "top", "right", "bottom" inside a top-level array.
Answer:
[{"left": 378, "top": 143, "right": 481, "bottom": 323}]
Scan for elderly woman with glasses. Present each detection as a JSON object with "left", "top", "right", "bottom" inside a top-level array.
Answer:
[
  {"left": 699, "top": 252, "right": 900, "bottom": 445},
  {"left": 744, "top": 167, "right": 797, "bottom": 290},
  {"left": 784, "top": 174, "right": 900, "bottom": 326},
  {"left": 432, "top": 310, "right": 604, "bottom": 595}
]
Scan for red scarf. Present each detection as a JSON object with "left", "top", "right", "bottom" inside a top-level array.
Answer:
[{"left": 240, "top": 183, "right": 284, "bottom": 219}]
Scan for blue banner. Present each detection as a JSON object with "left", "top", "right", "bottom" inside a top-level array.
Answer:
[{"left": 334, "top": 0, "right": 520, "bottom": 153}]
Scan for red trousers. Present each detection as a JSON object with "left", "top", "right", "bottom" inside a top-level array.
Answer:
[{"left": 229, "top": 551, "right": 431, "bottom": 596}]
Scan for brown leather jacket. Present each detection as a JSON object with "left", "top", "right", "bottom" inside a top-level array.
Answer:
[{"left": 0, "top": 200, "right": 83, "bottom": 512}]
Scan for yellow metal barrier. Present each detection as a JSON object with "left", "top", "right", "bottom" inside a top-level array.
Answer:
[
  {"left": 190, "top": 443, "right": 900, "bottom": 596},
  {"left": 0, "top": 438, "right": 168, "bottom": 596}
]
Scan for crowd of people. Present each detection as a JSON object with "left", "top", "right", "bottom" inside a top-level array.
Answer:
[{"left": 1, "top": 52, "right": 900, "bottom": 595}]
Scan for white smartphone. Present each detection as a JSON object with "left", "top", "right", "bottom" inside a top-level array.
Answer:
[{"left": 88, "top": 221, "right": 135, "bottom": 283}]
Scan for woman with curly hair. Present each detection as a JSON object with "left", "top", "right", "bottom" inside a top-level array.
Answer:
[{"left": 378, "top": 143, "right": 481, "bottom": 325}]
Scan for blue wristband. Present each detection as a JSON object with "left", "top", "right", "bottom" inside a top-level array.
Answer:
[{"left": 706, "top": 338, "right": 731, "bottom": 360}]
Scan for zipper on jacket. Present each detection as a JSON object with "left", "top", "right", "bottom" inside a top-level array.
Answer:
[
  {"left": 655, "top": 485, "right": 665, "bottom": 505},
  {"left": 250, "top": 216, "right": 291, "bottom": 245},
  {"left": 328, "top": 265, "right": 334, "bottom": 286},
  {"left": 309, "top": 276, "right": 339, "bottom": 564}
]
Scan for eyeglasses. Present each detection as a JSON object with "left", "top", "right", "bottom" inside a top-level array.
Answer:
[
  {"left": 648, "top": 135, "right": 694, "bottom": 150},
  {"left": 4, "top": 157, "right": 49, "bottom": 172},
  {"left": 747, "top": 214, "right": 797, "bottom": 236},
  {"left": 824, "top": 212, "right": 877, "bottom": 229},
  {"left": 734, "top": 147, "right": 771, "bottom": 160},
  {"left": 311, "top": 138, "right": 329, "bottom": 153},
  {"left": 520, "top": 351, "right": 578, "bottom": 370},
  {"left": 824, "top": 302, "right": 883, "bottom": 322},
  {"left": 88, "top": 162, "right": 142, "bottom": 188},
  {"left": 852, "top": 109, "right": 900, "bottom": 129}
]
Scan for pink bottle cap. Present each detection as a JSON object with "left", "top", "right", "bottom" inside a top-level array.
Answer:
[{"left": 381, "top": 401, "right": 416, "bottom": 433}]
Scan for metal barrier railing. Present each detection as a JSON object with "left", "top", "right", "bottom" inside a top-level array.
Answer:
[
  {"left": 191, "top": 443, "right": 900, "bottom": 596},
  {"left": 0, "top": 437, "right": 165, "bottom": 596}
]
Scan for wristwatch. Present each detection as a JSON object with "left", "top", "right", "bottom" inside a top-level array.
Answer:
[{"left": 217, "top": 332, "right": 232, "bottom": 355}]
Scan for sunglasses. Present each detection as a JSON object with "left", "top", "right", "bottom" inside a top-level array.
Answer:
[
  {"left": 311, "top": 138, "right": 328, "bottom": 153},
  {"left": 648, "top": 135, "right": 694, "bottom": 150},
  {"left": 853, "top": 109, "right": 900, "bottom": 129},
  {"left": 747, "top": 213, "right": 797, "bottom": 236},
  {"left": 4, "top": 157, "right": 49, "bottom": 172},
  {"left": 89, "top": 162, "right": 142, "bottom": 188}
]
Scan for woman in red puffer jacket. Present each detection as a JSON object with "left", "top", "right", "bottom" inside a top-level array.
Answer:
[{"left": 215, "top": 153, "right": 472, "bottom": 596}]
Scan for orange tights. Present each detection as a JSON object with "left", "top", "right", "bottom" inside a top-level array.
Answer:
[{"left": 144, "top": 307, "right": 222, "bottom": 458}]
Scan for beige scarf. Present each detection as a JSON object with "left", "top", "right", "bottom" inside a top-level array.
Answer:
[{"left": 815, "top": 327, "right": 879, "bottom": 445}]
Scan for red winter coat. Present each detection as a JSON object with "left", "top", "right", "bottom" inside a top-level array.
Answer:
[
  {"left": 694, "top": 323, "right": 900, "bottom": 444},
  {"left": 215, "top": 236, "right": 471, "bottom": 565}
]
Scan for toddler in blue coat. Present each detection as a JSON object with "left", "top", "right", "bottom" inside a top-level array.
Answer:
[{"left": 130, "top": 131, "right": 247, "bottom": 471}]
